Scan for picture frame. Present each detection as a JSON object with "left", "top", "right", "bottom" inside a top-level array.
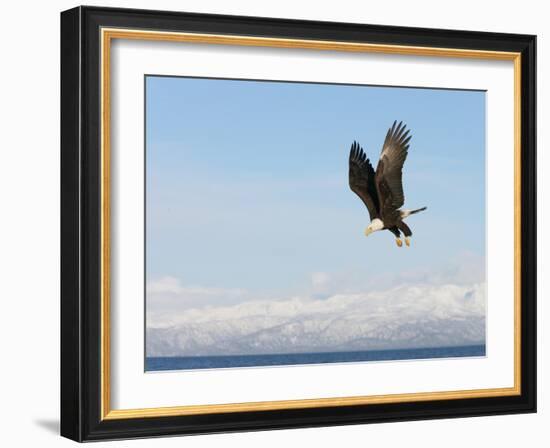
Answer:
[{"left": 60, "top": 5, "right": 536, "bottom": 442}]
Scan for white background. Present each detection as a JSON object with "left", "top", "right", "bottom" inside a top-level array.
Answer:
[{"left": 0, "top": 0, "right": 546, "bottom": 447}]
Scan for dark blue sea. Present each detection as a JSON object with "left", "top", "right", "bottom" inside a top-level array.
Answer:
[{"left": 145, "top": 344, "right": 485, "bottom": 371}]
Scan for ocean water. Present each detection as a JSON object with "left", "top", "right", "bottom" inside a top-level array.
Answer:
[{"left": 145, "top": 344, "right": 485, "bottom": 371}]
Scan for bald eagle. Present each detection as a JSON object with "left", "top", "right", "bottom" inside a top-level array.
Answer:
[{"left": 349, "top": 121, "right": 426, "bottom": 247}]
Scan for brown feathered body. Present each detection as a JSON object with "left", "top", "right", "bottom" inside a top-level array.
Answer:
[{"left": 348, "top": 121, "right": 426, "bottom": 241}]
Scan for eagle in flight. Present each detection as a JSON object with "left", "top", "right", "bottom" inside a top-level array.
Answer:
[{"left": 349, "top": 121, "right": 426, "bottom": 247}]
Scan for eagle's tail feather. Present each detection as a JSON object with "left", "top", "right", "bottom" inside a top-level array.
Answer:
[
  {"left": 401, "top": 207, "right": 427, "bottom": 218},
  {"left": 409, "top": 206, "right": 427, "bottom": 215}
]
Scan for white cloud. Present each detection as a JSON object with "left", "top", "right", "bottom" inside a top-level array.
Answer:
[
  {"left": 299, "top": 253, "right": 486, "bottom": 299},
  {"left": 146, "top": 276, "right": 249, "bottom": 322},
  {"left": 311, "top": 272, "right": 331, "bottom": 289},
  {"left": 147, "top": 276, "right": 182, "bottom": 294},
  {"left": 147, "top": 276, "right": 247, "bottom": 298}
]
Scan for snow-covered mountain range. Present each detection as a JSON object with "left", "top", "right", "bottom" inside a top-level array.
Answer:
[{"left": 146, "top": 282, "right": 485, "bottom": 356}]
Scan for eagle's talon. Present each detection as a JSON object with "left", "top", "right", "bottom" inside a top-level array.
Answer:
[
  {"left": 396, "top": 238, "right": 403, "bottom": 247},
  {"left": 405, "top": 237, "right": 411, "bottom": 247}
]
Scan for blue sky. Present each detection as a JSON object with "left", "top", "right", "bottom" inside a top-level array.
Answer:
[{"left": 145, "top": 76, "right": 486, "bottom": 299}]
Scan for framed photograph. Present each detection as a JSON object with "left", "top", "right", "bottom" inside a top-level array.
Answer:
[{"left": 61, "top": 6, "right": 536, "bottom": 442}]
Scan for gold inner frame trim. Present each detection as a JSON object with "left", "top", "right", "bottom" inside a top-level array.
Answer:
[{"left": 100, "top": 27, "right": 522, "bottom": 421}]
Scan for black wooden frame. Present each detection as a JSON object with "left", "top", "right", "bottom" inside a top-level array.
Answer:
[{"left": 61, "top": 5, "right": 536, "bottom": 442}]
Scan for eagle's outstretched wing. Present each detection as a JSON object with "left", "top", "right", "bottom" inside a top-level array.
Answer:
[
  {"left": 349, "top": 141, "right": 380, "bottom": 220},
  {"left": 375, "top": 121, "right": 411, "bottom": 215}
]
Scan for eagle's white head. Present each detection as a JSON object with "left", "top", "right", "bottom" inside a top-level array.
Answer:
[{"left": 364, "top": 218, "right": 384, "bottom": 237}]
